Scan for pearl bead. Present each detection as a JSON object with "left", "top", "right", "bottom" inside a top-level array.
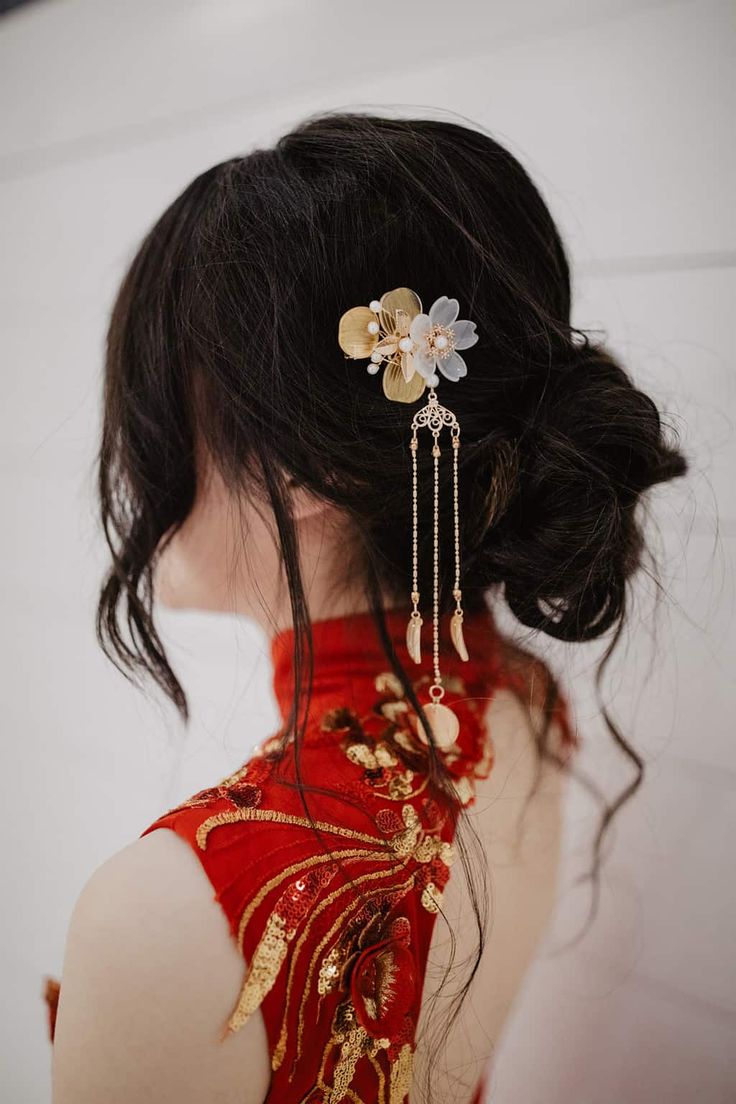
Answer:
[
  {"left": 370, "top": 351, "right": 382, "bottom": 363},
  {"left": 434, "top": 334, "right": 448, "bottom": 349},
  {"left": 367, "top": 362, "right": 380, "bottom": 375},
  {"left": 369, "top": 299, "right": 382, "bottom": 313},
  {"left": 428, "top": 373, "right": 439, "bottom": 387},
  {"left": 398, "top": 337, "right": 413, "bottom": 353},
  {"left": 367, "top": 320, "right": 380, "bottom": 335}
]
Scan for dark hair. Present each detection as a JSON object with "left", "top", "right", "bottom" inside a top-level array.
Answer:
[{"left": 97, "top": 113, "right": 686, "bottom": 1092}]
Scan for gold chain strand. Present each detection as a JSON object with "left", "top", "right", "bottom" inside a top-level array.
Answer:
[
  {"left": 450, "top": 424, "right": 469, "bottom": 662},
  {"left": 431, "top": 417, "right": 441, "bottom": 691},
  {"left": 452, "top": 427, "right": 461, "bottom": 601},
  {"left": 406, "top": 431, "right": 422, "bottom": 664}
]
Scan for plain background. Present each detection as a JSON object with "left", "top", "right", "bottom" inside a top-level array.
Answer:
[{"left": 1, "top": 1, "right": 734, "bottom": 1101}]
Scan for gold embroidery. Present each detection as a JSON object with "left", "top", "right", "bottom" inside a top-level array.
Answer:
[
  {"left": 279, "top": 868, "right": 412, "bottom": 1069},
  {"left": 332, "top": 1023, "right": 369, "bottom": 1101},
  {"left": 196, "top": 807, "right": 394, "bottom": 851},
  {"left": 420, "top": 882, "right": 442, "bottom": 914},
  {"left": 328, "top": 1002, "right": 390, "bottom": 1104},
  {"left": 230, "top": 852, "right": 379, "bottom": 1033},
  {"left": 229, "top": 911, "right": 289, "bottom": 1028},
  {"left": 375, "top": 672, "right": 404, "bottom": 697},
  {"left": 318, "top": 945, "right": 343, "bottom": 996},
  {"left": 389, "top": 1043, "right": 414, "bottom": 1103},
  {"left": 369, "top": 1052, "right": 388, "bottom": 1104},
  {"left": 236, "top": 849, "right": 379, "bottom": 951}
]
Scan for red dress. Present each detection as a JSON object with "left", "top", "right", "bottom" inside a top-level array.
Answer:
[{"left": 48, "top": 605, "right": 574, "bottom": 1103}]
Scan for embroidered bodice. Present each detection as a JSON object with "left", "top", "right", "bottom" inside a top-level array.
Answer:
[{"left": 46, "top": 605, "right": 574, "bottom": 1103}]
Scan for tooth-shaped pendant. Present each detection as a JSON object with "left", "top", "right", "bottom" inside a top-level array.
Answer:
[
  {"left": 406, "top": 614, "right": 422, "bottom": 664},
  {"left": 450, "top": 611, "right": 469, "bottom": 662}
]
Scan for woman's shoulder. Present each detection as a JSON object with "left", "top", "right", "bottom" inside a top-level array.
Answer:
[{"left": 52, "top": 828, "right": 271, "bottom": 1104}]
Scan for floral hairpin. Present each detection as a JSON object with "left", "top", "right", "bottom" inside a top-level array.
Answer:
[
  {"left": 338, "top": 288, "right": 480, "bottom": 752},
  {"left": 338, "top": 287, "right": 478, "bottom": 404}
]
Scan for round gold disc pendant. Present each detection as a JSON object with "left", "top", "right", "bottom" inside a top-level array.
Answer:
[{"left": 415, "top": 702, "right": 460, "bottom": 750}]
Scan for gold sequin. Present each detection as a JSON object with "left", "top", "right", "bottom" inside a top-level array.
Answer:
[
  {"left": 369, "top": 1052, "right": 388, "bottom": 1104},
  {"left": 318, "top": 945, "right": 344, "bottom": 996},
  {"left": 389, "top": 1043, "right": 414, "bottom": 1103},
  {"left": 290, "top": 870, "right": 414, "bottom": 1068},
  {"left": 420, "top": 882, "right": 443, "bottom": 914},
  {"left": 228, "top": 912, "right": 289, "bottom": 1031},
  {"left": 236, "top": 849, "right": 378, "bottom": 952}
]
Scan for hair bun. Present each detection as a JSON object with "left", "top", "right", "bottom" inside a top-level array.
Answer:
[{"left": 479, "top": 342, "right": 687, "bottom": 641}]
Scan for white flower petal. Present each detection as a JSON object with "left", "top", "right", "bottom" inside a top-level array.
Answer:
[
  {"left": 438, "top": 351, "right": 467, "bottom": 382},
  {"left": 450, "top": 320, "right": 478, "bottom": 351},
  {"left": 429, "top": 296, "right": 459, "bottom": 327},
  {"left": 412, "top": 350, "right": 436, "bottom": 382},
  {"left": 409, "top": 313, "right": 431, "bottom": 343}
]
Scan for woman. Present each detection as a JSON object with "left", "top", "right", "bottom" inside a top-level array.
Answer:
[{"left": 49, "top": 114, "right": 685, "bottom": 1103}]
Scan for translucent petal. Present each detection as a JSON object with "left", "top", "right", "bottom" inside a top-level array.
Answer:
[
  {"left": 450, "top": 320, "right": 478, "bottom": 351},
  {"left": 409, "top": 313, "right": 431, "bottom": 343},
  {"left": 437, "top": 351, "right": 467, "bottom": 382},
  {"left": 412, "top": 350, "right": 436, "bottom": 382},
  {"left": 429, "top": 296, "right": 459, "bottom": 328}
]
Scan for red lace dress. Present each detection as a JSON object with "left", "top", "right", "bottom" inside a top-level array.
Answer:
[{"left": 47, "top": 606, "right": 574, "bottom": 1104}]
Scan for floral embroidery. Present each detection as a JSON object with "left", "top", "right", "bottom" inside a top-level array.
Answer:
[
  {"left": 164, "top": 751, "right": 275, "bottom": 817},
  {"left": 194, "top": 787, "right": 448, "bottom": 1102},
  {"left": 321, "top": 670, "right": 490, "bottom": 810}
]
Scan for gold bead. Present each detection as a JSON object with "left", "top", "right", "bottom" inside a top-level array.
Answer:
[
  {"left": 432, "top": 444, "right": 441, "bottom": 458},
  {"left": 411, "top": 591, "right": 420, "bottom": 604}
]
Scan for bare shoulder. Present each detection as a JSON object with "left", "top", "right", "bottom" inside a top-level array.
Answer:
[{"left": 53, "top": 829, "right": 271, "bottom": 1104}]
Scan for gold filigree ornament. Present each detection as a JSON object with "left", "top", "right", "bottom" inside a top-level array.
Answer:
[{"left": 338, "top": 288, "right": 480, "bottom": 750}]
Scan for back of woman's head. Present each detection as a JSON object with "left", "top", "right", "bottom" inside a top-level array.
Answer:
[{"left": 99, "top": 112, "right": 686, "bottom": 713}]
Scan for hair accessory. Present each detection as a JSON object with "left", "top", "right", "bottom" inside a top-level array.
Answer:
[{"left": 338, "top": 287, "right": 479, "bottom": 750}]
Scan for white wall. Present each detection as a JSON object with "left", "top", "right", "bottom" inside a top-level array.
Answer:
[{"left": 1, "top": 1, "right": 734, "bottom": 1101}]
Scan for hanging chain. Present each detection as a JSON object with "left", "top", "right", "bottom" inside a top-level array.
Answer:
[
  {"left": 451, "top": 425, "right": 463, "bottom": 617},
  {"left": 410, "top": 431, "right": 420, "bottom": 619},
  {"left": 409, "top": 388, "right": 463, "bottom": 701},
  {"left": 431, "top": 426, "right": 442, "bottom": 693}
]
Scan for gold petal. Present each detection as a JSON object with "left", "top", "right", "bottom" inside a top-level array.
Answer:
[
  {"left": 379, "top": 288, "right": 422, "bottom": 333},
  {"left": 382, "top": 360, "right": 425, "bottom": 404},
  {"left": 338, "top": 305, "right": 379, "bottom": 358},
  {"left": 374, "top": 338, "right": 398, "bottom": 355}
]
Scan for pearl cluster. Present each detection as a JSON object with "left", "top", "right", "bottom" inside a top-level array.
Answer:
[{"left": 367, "top": 299, "right": 383, "bottom": 373}]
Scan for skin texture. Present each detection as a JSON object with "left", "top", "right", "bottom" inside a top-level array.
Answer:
[{"left": 53, "top": 472, "right": 567, "bottom": 1104}]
